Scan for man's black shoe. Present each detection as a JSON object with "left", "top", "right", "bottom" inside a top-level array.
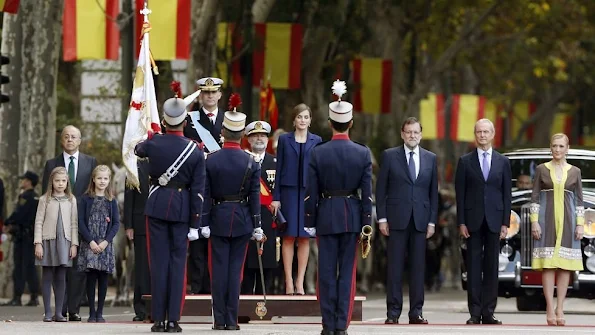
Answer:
[
  {"left": 25, "top": 299, "right": 39, "bottom": 307},
  {"left": 133, "top": 314, "right": 145, "bottom": 322},
  {"left": 212, "top": 324, "right": 225, "bottom": 330},
  {"left": 166, "top": 321, "right": 182, "bottom": 332},
  {"left": 384, "top": 317, "right": 398, "bottom": 324},
  {"left": 69, "top": 313, "right": 82, "bottom": 321},
  {"left": 466, "top": 316, "right": 481, "bottom": 324},
  {"left": 335, "top": 330, "right": 348, "bottom": 335},
  {"left": 225, "top": 325, "right": 240, "bottom": 330},
  {"left": 1, "top": 299, "right": 21, "bottom": 306},
  {"left": 151, "top": 321, "right": 166, "bottom": 332},
  {"left": 409, "top": 315, "right": 428, "bottom": 324},
  {"left": 482, "top": 315, "right": 502, "bottom": 325}
]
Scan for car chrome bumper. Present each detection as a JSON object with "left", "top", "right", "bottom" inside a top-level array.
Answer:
[{"left": 577, "top": 273, "right": 595, "bottom": 284}]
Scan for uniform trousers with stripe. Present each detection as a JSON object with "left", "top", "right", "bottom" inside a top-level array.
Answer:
[
  {"left": 209, "top": 234, "right": 251, "bottom": 327},
  {"left": 148, "top": 218, "right": 188, "bottom": 322},
  {"left": 317, "top": 233, "right": 359, "bottom": 331}
]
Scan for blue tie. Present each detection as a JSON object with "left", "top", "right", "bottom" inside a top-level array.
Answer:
[
  {"left": 482, "top": 152, "right": 489, "bottom": 181},
  {"left": 408, "top": 151, "right": 416, "bottom": 182}
]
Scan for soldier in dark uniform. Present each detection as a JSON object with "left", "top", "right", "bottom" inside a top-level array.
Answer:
[
  {"left": 200, "top": 95, "right": 264, "bottom": 330},
  {"left": 134, "top": 95, "right": 206, "bottom": 333},
  {"left": 185, "top": 77, "right": 224, "bottom": 295},
  {"left": 241, "top": 121, "right": 279, "bottom": 295},
  {"left": 1, "top": 171, "right": 41, "bottom": 307},
  {"left": 304, "top": 81, "right": 373, "bottom": 335},
  {"left": 123, "top": 160, "right": 151, "bottom": 322}
]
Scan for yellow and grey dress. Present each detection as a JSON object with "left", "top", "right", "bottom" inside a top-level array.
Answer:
[{"left": 530, "top": 162, "right": 584, "bottom": 271}]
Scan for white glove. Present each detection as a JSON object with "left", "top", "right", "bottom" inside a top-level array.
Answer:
[
  {"left": 200, "top": 226, "right": 211, "bottom": 239},
  {"left": 252, "top": 227, "right": 264, "bottom": 241},
  {"left": 187, "top": 228, "right": 199, "bottom": 241},
  {"left": 304, "top": 227, "right": 316, "bottom": 237}
]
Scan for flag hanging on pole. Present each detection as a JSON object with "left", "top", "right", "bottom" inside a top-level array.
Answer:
[
  {"left": 0, "top": 0, "right": 20, "bottom": 13},
  {"left": 258, "top": 79, "right": 279, "bottom": 129},
  {"left": 122, "top": 4, "right": 160, "bottom": 190}
]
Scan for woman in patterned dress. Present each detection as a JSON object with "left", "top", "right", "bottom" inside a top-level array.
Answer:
[{"left": 530, "top": 133, "right": 584, "bottom": 326}]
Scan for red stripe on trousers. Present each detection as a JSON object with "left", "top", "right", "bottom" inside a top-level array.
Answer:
[
  {"left": 145, "top": 216, "right": 151, "bottom": 269},
  {"left": 105, "top": 0, "right": 120, "bottom": 60},
  {"left": 239, "top": 239, "right": 250, "bottom": 283},
  {"left": 62, "top": 0, "right": 77, "bottom": 61},
  {"left": 345, "top": 241, "right": 359, "bottom": 328},
  {"left": 176, "top": 0, "right": 190, "bottom": 59},
  {"left": 179, "top": 239, "right": 189, "bottom": 318},
  {"left": 288, "top": 24, "right": 303, "bottom": 89},
  {"left": 315, "top": 237, "right": 320, "bottom": 302}
]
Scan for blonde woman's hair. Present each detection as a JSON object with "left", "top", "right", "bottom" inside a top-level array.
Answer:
[
  {"left": 85, "top": 165, "right": 114, "bottom": 201},
  {"left": 45, "top": 167, "right": 74, "bottom": 200},
  {"left": 551, "top": 133, "right": 570, "bottom": 146}
]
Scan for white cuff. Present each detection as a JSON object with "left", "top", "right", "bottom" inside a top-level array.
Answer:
[
  {"left": 378, "top": 218, "right": 387, "bottom": 223},
  {"left": 428, "top": 223, "right": 435, "bottom": 227}
]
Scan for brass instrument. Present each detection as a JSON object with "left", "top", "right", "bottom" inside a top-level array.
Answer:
[{"left": 360, "top": 225, "right": 373, "bottom": 259}]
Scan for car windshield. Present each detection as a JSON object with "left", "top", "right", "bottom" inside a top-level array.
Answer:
[{"left": 509, "top": 157, "right": 595, "bottom": 191}]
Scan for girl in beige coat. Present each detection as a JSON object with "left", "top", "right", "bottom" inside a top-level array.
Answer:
[{"left": 34, "top": 167, "right": 78, "bottom": 322}]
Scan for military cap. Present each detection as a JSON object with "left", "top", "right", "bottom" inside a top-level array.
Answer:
[
  {"left": 328, "top": 80, "right": 353, "bottom": 123},
  {"left": 19, "top": 170, "right": 39, "bottom": 186},
  {"left": 223, "top": 93, "right": 246, "bottom": 131},
  {"left": 245, "top": 121, "right": 271, "bottom": 136},
  {"left": 196, "top": 77, "right": 224, "bottom": 92},
  {"left": 163, "top": 97, "right": 187, "bottom": 125}
]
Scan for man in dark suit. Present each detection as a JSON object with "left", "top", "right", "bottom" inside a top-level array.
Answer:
[
  {"left": 455, "top": 118, "right": 511, "bottom": 325},
  {"left": 376, "top": 117, "right": 438, "bottom": 325},
  {"left": 304, "top": 82, "right": 373, "bottom": 335},
  {"left": 135, "top": 95, "right": 206, "bottom": 333},
  {"left": 185, "top": 77, "right": 224, "bottom": 295},
  {"left": 124, "top": 160, "right": 151, "bottom": 322},
  {"left": 200, "top": 100, "right": 263, "bottom": 330},
  {"left": 41, "top": 125, "right": 97, "bottom": 321},
  {"left": 241, "top": 121, "right": 279, "bottom": 295}
]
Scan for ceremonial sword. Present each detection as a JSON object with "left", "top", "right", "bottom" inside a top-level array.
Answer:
[{"left": 255, "top": 238, "right": 268, "bottom": 319}]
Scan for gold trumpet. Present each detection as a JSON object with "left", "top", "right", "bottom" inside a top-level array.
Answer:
[{"left": 360, "top": 225, "right": 373, "bottom": 259}]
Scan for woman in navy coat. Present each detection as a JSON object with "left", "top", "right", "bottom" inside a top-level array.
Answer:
[{"left": 270, "top": 104, "right": 322, "bottom": 295}]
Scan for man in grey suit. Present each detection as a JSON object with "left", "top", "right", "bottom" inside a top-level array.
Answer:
[
  {"left": 376, "top": 117, "right": 438, "bottom": 325},
  {"left": 41, "top": 125, "right": 97, "bottom": 321}
]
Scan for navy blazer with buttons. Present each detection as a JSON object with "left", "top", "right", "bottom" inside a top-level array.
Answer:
[
  {"left": 272, "top": 131, "right": 322, "bottom": 201},
  {"left": 78, "top": 194, "right": 120, "bottom": 244},
  {"left": 375, "top": 145, "right": 439, "bottom": 232},
  {"left": 455, "top": 149, "right": 512, "bottom": 233}
]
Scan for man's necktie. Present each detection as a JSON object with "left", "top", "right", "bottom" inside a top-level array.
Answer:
[
  {"left": 482, "top": 152, "right": 490, "bottom": 181},
  {"left": 408, "top": 151, "right": 416, "bottom": 182},
  {"left": 206, "top": 113, "right": 214, "bottom": 118},
  {"left": 68, "top": 156, "right": 75, "bottom": 188}
]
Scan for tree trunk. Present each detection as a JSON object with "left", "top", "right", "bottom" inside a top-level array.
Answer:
[
  {"left": 252, "top": 0, "right": 275, "bottom": 23},
  {"left": 186, "top": 0, "right": 220, "bottom": 92}
]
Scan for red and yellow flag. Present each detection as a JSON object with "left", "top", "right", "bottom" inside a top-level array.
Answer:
[
  {"left": 0, "top": 0, "right": 19, "bottom": 13},
  {"left": 259, "top": 82, "right": 279, "bottom": 129},
  {"left": 550, "top": 112, "right": 573, "bottom": 137},
  {"left": 350, "top": 58, "right": 392, "bottom": 114},
  {"left": 135, "top": 0, "right": 190, "bottom": 60},
  {"left": 508, "top": 101, "right": 536, "bottom": 143},
  {"left": 63, "top": 0, "right": 119, "bottom": 61},
  {"left": 253, "top": 23, "right": 302, "bottom": 89},
  {"left": 215, "top": 23, "right": 243, "bottom": 88},
  {"left": 419, "top": 94, "right": 445, "bottom": 140}
]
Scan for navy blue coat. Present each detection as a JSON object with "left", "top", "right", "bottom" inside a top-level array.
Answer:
[
  {"left": 455, "top": 149, "right": 512, "bottom": 233},
  {"left": 304, "top": 136, "right": 373, "bottom": 235},
  {"left": 202, "top": 142, "right": 261, "bottom": 237},
  {"left": 375, "top": 146, "right": 439, "bottom": 232},
  {"left": 134, "top": 132, "right": 206, "bottom": 228},
  {"left": 78, "top": 194, "right": 120, "bottom": 244},
  {"left": 272, "top": 132, "right": 322, "bottom": 200}
]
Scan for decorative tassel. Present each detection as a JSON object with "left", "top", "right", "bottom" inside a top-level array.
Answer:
[
  {"left": 228, "top": 93, "right": 242, "bottom": 112},
  {"left": 170, "top": 81, "right": 182, "bottom": 98}
]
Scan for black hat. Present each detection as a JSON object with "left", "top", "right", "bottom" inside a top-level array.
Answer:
[{"left": 19, "top": 170, "right": 39, "bottom": 186}]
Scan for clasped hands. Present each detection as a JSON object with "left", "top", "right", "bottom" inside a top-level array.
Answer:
[{"left": 89, "top": 240, "right": 108, "bottom": 254}]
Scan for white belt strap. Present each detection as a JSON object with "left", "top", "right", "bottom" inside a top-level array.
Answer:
[{"left": 149, "top": 141, "right": 196, "bottom": 199}]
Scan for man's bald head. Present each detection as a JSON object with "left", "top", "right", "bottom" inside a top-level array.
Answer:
[{"left": 61, "top": 125, "right": 82, "bottom": 155}]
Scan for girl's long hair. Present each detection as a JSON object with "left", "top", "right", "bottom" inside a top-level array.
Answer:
[
  {"left": 85, "top": 165, "right": 114, "bottom": 201},
  {"left": 44, "top": 167, "right": 74, "bottom": 200}
]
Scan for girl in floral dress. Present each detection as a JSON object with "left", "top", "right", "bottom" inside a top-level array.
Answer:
[{"left": 77, "top": 165, "right": 120, "bottom": 322}]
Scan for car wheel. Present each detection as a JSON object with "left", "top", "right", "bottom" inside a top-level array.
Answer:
[{"left": 516, "top": 295, "right": 546, "bottom": 311}]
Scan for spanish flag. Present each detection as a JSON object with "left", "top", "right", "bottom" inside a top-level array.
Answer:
[
  {"left": 419, "top": 94, "right": 445, "bottom": 140},
  {"left": 508, "top": 101, "right": 536, "bottom": 143},
  {"left": 350, "top": 58, "right": 392, "bottom": 114},
  {"left": 550, "top": 112, "right": 573, "bottom": 137},
  {"left": 253, "top": 23, "right": 303, "bottom": 89},
  {"left": 134, "top": 0, "right": 190, "bottom": 60},
  {"left": 216, "top": 22, "right": 243, "bottom": 88},
  {"left": 259, "top": 81, "right": 279, "bottom": 129},
  {"left": 0, "top": 0, "right": 19, "bottom": 13},
  {"left": 63, "top": 0, "right": 119, "bottom": 61},
  {"left": 448, "top": 95, "right": 505, "bottom": 145}
]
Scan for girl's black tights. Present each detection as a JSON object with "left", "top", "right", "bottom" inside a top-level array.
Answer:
[
  {"left": 86, "top": 269, "right": 108, "bottom": 317},
  {"left": 42, "top": 266, "right": 66, "bottom": 318}
]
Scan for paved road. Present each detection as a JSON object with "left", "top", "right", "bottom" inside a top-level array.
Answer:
[{"left": 1, "top": 289, "right": 594, "bottom": 334}]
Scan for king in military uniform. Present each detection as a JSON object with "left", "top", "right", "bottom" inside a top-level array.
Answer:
[
  {"left": 304, "top": 80, "right": 373, "bottom": 335},
  {"left": 200, "top": 94, "right": 264, "bottom": 330},
  {"left": 134, "top": 93, "right": 206, "bottom": 333}
]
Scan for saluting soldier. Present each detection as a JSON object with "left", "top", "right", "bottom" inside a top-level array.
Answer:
[
  {"left": 1, "top": 171, "right": 40, "bottom": 307},
  {"left": 241, "top": 121, "right": 279, "bottom": 295},
  {"left": 304, "top": 81, "right": 373, "bottom": 335},
  {"left": 184, "top": 77, "right": 224, "bottom": 296},
  {"left": 134, "top": 94, "right": 206, "bottom": 333},
  {"left": 200, "top": 94, "right": 264, "bottom": 330}
]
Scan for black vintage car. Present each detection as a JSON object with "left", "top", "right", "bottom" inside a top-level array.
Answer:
[{"left": 460, "top": 148, "right": 595, "bottom": 311}]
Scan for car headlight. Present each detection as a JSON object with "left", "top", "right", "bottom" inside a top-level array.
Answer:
[
  {"left": 507, "top": 210, "right": 521, "bottom": 239},
  {"left": 584, "top": 209, "right": 595, "bottom": 239},
  {"left": 501, "top": 244, "right": 513, "bottom": 258},
  {"left": 586, "top": 255, "right": 595, "bottom": 273},
  {"left": 584, "top": 244, "right": 595, "bottom": 258}
]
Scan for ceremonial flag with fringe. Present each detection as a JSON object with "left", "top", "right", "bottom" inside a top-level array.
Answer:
[{"left": 122, "top": 19, "right": 160, "bottom": 190}]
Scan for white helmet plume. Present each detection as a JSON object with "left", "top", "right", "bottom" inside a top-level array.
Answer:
[{"left": 331, "top": 80, "right": 347, "bottom": 101}]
